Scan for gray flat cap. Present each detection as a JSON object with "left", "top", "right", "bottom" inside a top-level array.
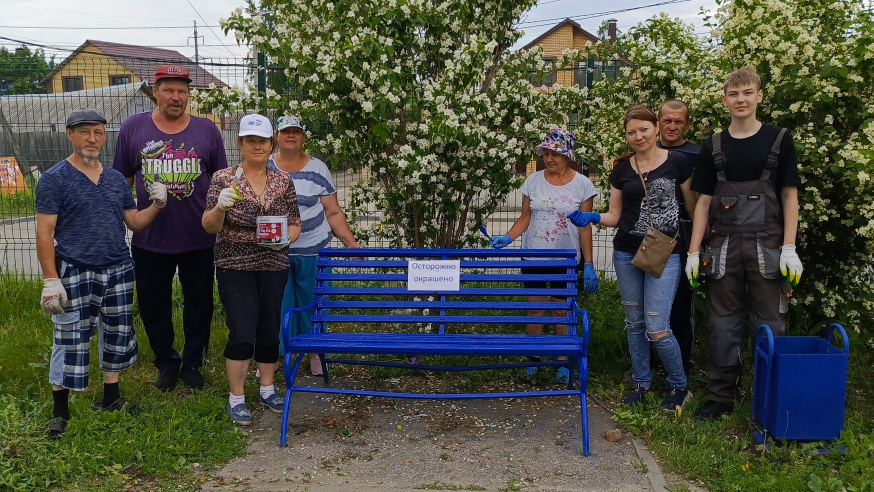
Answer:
[{"left": 66, "top": 109, "right": 107, "bottom": 128}]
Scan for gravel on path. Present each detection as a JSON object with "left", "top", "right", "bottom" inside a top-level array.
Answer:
[{"left": 200, "top": 373, "right": 704, "bottom": 492}]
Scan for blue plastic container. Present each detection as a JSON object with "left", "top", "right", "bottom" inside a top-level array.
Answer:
[{"left": 752, "top": 324, "right": 849, "bottom": 442}]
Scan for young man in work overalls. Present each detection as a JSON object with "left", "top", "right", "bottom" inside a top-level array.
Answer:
[{"left": 684, "top": 67, "right": 804, "bottom": 420}]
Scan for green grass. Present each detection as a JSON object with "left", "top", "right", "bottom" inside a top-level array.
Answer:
[
  {"left": 0, "top": 274, "right": 247, "bottom": 491},
  {"left": 0, "top": 188, "right": 35, "bottom": 219},
  {"left": 2, "top": 270, "right": 871, "bottom": 491}
]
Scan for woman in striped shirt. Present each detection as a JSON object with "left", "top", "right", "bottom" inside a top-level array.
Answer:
[{"left": 268, "top": 115, "right": 362, "bottom": 375}]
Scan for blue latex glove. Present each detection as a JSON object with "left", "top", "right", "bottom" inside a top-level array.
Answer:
[
  {"left": 490, "top": 235, "right": 513, "bottom": 249},
  {"left": 566, "top": 211, "right": 601, "bottom": 228},
  {"left": 583, "top": 263, "right": 598, "bottom": 294}
]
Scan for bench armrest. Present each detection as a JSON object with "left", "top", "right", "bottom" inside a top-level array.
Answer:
[
  {"left": 281, "top": 299, "right": 321, "bottom": 348},
  {"left": 572, "top": 300, "right": 591, "bottom": 356}
]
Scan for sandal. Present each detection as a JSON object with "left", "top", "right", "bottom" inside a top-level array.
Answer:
[
  {"left": 91, "top": 397, "right": 137, "bottom": 414},
  {"left": 46, "top": 418, "right": 67, "bottom": 440}
]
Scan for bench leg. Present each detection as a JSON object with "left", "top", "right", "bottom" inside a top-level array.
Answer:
[
  {"left": 319, "top": 353, "right": 329, "bottom": 384},
  {"left": 280, "top": 353, "right": 305, "bottom": 447},
  {"left": 578, "top": 356, "right": 590, "bottom": 456}
]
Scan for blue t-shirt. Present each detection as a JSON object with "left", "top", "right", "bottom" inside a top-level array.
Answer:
[{"left": 35, "top": 160, "right": 137, "bottom": 268}]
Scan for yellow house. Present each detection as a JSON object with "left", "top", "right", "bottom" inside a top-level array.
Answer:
[
  {"left": 44, "top": 40, "right": 226, "bottom": 125},
  {"left": 520, "top": 18, "right": 618, "bottom": 90}
]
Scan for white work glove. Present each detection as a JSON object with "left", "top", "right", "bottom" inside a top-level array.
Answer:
[
  {"left": 41, "top": 278, "right": 68, "bottom": 316},
  {"left": 779, "top": 244, "right": 803, "bottom": 286},
  {"left": 685, "top": 251, "right": 700, "bottom": 288},
  {"left": 148, "top": 181, "right": 167, "bottom": 209},
  {"left": 217, "top": 187, "right": 241, "bottom": 211}
]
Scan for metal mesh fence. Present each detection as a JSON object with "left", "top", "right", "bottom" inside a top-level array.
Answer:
[{"left": 0, "top": 55, "right": 616, "bottom": 278}]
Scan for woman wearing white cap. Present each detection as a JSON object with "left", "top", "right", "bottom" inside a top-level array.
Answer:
[
  {"left": 202, "top": 113, "right": 302, "bottom": 425},
  {"left": 268, "top": 115, "right": 362, "bottom": 376}
]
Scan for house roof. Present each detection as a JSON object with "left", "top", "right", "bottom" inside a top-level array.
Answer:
[
  {"left": 520, "top": 18, "right": 601, "bottom": 52},
  {"left": 0, "top": 82, "right": 153, "bottom": 131},
  {"left": 46, "top": 40, "right": 227, "bottom": 88}
]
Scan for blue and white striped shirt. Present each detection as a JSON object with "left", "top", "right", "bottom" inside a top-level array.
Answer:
[{"left": 267, "top": 155, "right": 336, "bottom": 256}]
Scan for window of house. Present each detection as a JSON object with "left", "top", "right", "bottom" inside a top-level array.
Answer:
[
  {"left": 109, "top": 75, "right": 131, "bottom": 86},
  {"left": 532, "top": 58, "right": 558, "bottom": 87},
  {"left": 62, "top": 77, "right": 83, "bottom": 92}
]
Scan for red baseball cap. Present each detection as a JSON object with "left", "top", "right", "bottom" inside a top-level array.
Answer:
[{"left": 154, "top": 65, "right": 192, "bottom": 84}]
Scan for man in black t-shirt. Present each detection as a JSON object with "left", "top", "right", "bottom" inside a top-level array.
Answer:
[
  {"left": 686, "top": 68, "right": 803, "bottom": 421},
  {"left": 655, "top": 100, "right": 700, "bottom": 380}
]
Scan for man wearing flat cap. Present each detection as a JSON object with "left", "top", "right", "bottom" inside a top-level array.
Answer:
[
  {"left": 36, "top": 109, "right": 167, "bottom": 439},
  {"left": 113, "top": 65, "right": 228, "bottom": 391}
]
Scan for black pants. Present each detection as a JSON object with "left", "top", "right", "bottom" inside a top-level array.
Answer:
[
  {"left": 670, "top": 248, "right": 696, "bottom": 378},
  {"left": 132, "top": 246, "right": 215, "bottom": 373},
  {"left": 216, "top": 267, "right": 287, "bottom": 362}
]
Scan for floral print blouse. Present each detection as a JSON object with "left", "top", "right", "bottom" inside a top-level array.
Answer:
[{"left": 205, "top": 165, "right": 301, "bottom": 271}]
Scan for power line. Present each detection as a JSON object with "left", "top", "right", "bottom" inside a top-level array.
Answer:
[
  {"left": 0, "top": 35, "right": 249, "bottom": 65},
  {"left": 517, "top": 0, "right": 692, "bottom": 28},
  {"left": 184, "top": 0, "right": 237, "bottom": 58},
  {"left": 0, "top": 25, "right": 219, "bottom": 30}
]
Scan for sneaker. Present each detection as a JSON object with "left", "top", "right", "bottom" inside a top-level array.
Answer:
[
  {"left": 259, "top": 393, "right": 285, "bottom": 414},
  {"left": 693, "top": 400, "right": 733, "bottom": 421},
  {"left": 310, "top": 354, "right": 323, "bottom": 376},
  {"left": 622, "top": 385, "right": 649, "bottom": 406},
  {"left": 226, "top": 403, "right": 252, "bottom": 425},
  {"left": 660, "top": 387, "right": 690, "bottom": 411},
  {"left": 525, "top": 366, "right": 537, "bottom": 378},
  {"left": 556, "top": 367, "right": 570, "bottom": 384},
  {"left": 181, "top": 368, "right": 205, "bottom": 390},
  {"left": 155, "top": 369, "right": 178, "bottom": 392},
  {"left": 46, "top": 418, "right": 67, "bottom": 440}
]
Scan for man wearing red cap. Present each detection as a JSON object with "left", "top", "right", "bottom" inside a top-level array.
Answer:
[{"left": 113, "top": 65, "right": 228, "bottom": 391}]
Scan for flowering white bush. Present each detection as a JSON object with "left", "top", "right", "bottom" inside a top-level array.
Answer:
[
  {"left": 197, "top": 0, "right": 590, "bottom": 248},
  {"left": 579, "top": 1, "right": 874, "bottom": 331}
]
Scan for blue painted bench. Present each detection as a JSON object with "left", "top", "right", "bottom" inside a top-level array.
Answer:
[{"left": 279, "top": 248, "right": 592, "bottom": 455}]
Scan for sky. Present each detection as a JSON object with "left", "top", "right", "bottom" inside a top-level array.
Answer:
[{"left": 1, "top": 0, "right": 719, "bottom": 75}]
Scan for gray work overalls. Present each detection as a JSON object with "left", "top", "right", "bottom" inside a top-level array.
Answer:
[{"left": 701, "top": 128, "right": 792, "bottom": 405}]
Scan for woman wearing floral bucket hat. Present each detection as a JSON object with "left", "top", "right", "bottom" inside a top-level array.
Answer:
[{"left": 490, "top": 128, "right": 598, "bottom": 384}]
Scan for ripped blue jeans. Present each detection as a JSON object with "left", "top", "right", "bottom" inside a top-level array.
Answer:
[{"left": 614, "top": 251, "right": 687, "bottom": 390}]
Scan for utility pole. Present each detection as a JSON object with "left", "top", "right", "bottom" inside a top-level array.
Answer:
[{"left": 189, "top": 21, "right": 203, "bottom": 64}]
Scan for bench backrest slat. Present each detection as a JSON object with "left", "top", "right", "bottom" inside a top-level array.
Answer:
[{"left": 310, "top": 248, "right": 579, "bottom": 336}]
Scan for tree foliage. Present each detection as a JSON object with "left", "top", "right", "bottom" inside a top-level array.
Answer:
[
  {"left": 195, "top": 0, "right": 589, "bottom": 248},
  {"left": 0, "top": 46, "right": 55, "bottom": 95},
  {"left": 579, "top": 1, "right": 874, "bottom": 332}
]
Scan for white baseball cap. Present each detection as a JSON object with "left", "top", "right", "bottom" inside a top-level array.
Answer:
[
  {"left": 276, "top": 115, "right": 306, "bottom": 131},
  {"left": 239, "top": 114, "right": 272, "bottom": 138}
]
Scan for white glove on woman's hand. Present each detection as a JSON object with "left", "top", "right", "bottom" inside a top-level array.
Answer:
[
  {"left": 149, "top": 181, "right": 167, "bottom": 209},
  {"left": 780, "top": 244, "right": 803, "bottom": 286},
  {"left": 41, "top": 278, "right": 67, "bottom": 316},
  {"left": 217, "top": 187, "right": 241, "bottom": 211}
]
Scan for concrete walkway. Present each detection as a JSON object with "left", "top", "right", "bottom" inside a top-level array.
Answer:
[{"left": 200, "top": 373, "right": 705, "bottom": 492}]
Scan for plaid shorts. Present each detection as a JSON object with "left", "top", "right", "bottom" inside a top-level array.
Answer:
[{"left": 49, "top": 261, "right": 137, "bottom": 391}]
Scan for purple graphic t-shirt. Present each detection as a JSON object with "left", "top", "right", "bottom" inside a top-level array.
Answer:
[{"left": 113, "top": 111, "right": 228, "bottom": 253}]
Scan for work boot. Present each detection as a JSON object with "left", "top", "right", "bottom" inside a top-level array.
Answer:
[
  {"left": 181, "top": 368, "right": 205, "bottom": 390},
  {"left": 693, "top": 400, "right": 733, "bottom": 421},
  {"left": 155, "top": 369, "right": 178, "bottom": 392}
]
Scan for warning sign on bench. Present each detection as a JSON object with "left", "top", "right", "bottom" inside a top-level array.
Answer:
[{"left": 407, "top": 260, "right": 460, "bottom": 291}]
